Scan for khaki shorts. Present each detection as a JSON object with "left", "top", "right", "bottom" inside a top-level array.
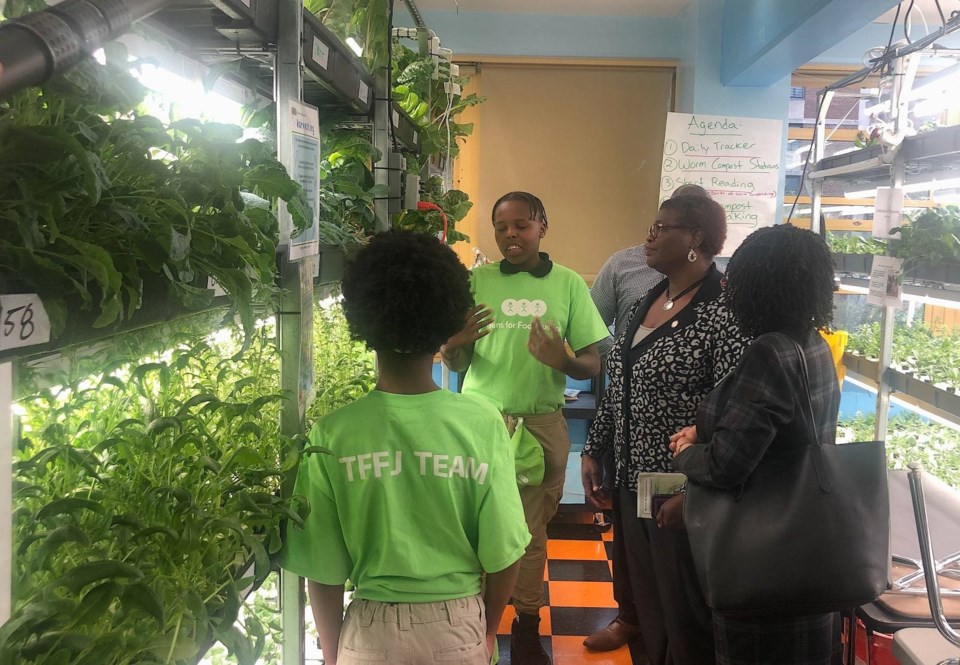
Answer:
[{"left": 338, "top": 594, "right": 488, "bottom": 665}]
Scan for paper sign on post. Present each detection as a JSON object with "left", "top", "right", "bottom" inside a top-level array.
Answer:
[
  {"left": 867, "top": 256, "right": 905, "bottom": 308},
  {"left": 659, "top": 112, "right": 783, "bottom": 254},
  {"left": 282, "top": 99, "right": 321, "bottom": 261},
  {"left": 873, "top": 187, "right": 904, "bottom": 239}
]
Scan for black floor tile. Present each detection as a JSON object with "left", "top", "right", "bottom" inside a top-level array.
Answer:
[
  {"left": 548, "top": 559, "right": 613, "bottom": 582},
  {"left": 550, "top": 606, "right": 620, "bottom": 637},
  {"left": 495, "top": 635, "right": 553, "bottom": 664},
  {"left": 546, "top": 522, "right": 602, "bottom": 541}
]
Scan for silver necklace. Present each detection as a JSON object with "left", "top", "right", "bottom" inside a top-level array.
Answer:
[{"left": 663, "top": 276, "right": 706, "bottom": 311}]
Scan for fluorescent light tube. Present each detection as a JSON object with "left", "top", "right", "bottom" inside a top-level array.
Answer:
[{"left": 346, "top": 38, "right": 363, "bottom": 57}]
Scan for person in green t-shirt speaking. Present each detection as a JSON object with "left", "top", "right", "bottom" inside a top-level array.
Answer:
[
  {"left": 441, "top": 192, "right": 610, "bottom": 665},
  {"left": 281, "top": 230, "right": 531, "bottom": 665}
]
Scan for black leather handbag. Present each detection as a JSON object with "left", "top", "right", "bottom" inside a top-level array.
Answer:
[{"left": 683, "top": 339, "right": 891, "bottom": 616}]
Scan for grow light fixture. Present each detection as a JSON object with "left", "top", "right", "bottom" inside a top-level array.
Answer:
[
  {"left": 844, "top": 176, "right": 960, "bottom": 199},
  {"left": 346, "top": 38, "right": 363, "bottom": 57},
  {"left": 863, "top": 61, "right": 960, "bottom": 117}
]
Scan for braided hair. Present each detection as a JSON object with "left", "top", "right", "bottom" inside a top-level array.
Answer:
[
  {"left": 492, "top": 191, "right": 549, "bottom": 228},
  {"left": 725, "top": 224, "right": 835, "bottom": 337}
]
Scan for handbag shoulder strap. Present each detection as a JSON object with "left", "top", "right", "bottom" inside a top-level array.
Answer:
[{"left": 785, "top": 334, "right": 833, "bottom": 493}]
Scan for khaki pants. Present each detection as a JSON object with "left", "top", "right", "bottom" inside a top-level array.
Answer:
[
  {"left": 504, "top": 410, "right": 570, "bottom": 615},
  {"left": 338, "top": 595, "right": 488, "bottom": 664}
]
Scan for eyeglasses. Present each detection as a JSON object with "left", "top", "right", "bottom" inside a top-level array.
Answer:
[{"left": 647, "top": 223, "right": 696, "bottom": 239}]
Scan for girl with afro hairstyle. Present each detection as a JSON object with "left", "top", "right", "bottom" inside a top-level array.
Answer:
[
  {"left": 671, "top": 224, "right": 841, "bottom": 665},
  {"left": 281, "top": 230, "right": 530, "bottom": 665}
]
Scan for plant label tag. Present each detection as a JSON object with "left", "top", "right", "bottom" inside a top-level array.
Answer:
[
  {"left": 0, "top": 294, "right": 50, "bottom": 350},
  {"left": 392, "top": 109, "right": 399, "bottom": 127},
  {"left": 207, "top": 276, "right": 227, "bottom": 298},
  {"left": 312, "top": 38, "right": 330, "bottom": 70},
  {"left": 413, "top": 130, "right": 418, "bottom": 144},
  {"left": 357, "top": 80, "right": 369, "bottom": 104}
]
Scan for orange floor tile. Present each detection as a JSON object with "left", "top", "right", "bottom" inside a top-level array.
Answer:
[
  {"left": 496, "top": 515, "right": 632, "bottom": 665},
  {"left": 547, "top": 580, "right": 618, "bottom": 608},
  {"left": 546, "top": 539, "right": 609, "bottom": 561},
  {"left": 551, "top": 636, "right": 633, "bottom": 664}
]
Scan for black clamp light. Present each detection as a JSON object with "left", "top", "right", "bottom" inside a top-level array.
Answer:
[{"left": 0, "top": 0, "right": 170, "bottom": 100}]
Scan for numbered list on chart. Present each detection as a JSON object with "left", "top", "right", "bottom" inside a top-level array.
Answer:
[{"left": 658, "top": 112, "right": 783, "bottom": 254}]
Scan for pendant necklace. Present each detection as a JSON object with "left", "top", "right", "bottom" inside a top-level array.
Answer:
[{"left": 663, "top": 276, "right": 707, "bottom": 311}]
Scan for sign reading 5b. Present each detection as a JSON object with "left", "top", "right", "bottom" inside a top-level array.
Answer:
[
  {"left": 0, "top": 294, "right": 50, "bottom": 351},
  {"left": 501, "top": 299, "right": 547, "bottom": 317}
]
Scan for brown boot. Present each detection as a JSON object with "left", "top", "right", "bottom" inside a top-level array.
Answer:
[
  {"left": 510, "top": 612, "right": 551, "bottom": 664},
  {"left": 582, "top": 617, "right": 640, "bottom": 651}
]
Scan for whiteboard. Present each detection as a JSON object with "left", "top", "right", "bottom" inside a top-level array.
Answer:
[{"left": 658, "top": 112, "right": 783, "bottom": 255}]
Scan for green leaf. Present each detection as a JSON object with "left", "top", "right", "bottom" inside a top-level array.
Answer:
[
  {"left": 54, "top": 560, "right": 143, "bottom": 594},
  {"left": 221, "top": 446, "right": 267, "bottom": 471},
  {"left": 119, "top": 582, "right": 164, "bottom": 628},
  {"left": 146, "top": 416, "right": 182, "bottom": 437},
  {"left": 36, "top": 498, "right": 103, "bottom": 521},
  {"left": 35, "top": 524, "right": 90, "bottom": 564},
  {"left": 130, "top": 525, "right": 179, "bottom": 542},
  {"left": 75, "top": 581, "right": 120, "bottom": 625}
]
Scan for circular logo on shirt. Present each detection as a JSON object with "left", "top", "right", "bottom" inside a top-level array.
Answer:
[{"left": 501, "top": 299, "right": 547, "bottom": 317}]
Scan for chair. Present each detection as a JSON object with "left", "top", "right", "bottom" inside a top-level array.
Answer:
[{"left": 892, "top": 464, "right": 960, "bottom": 665}]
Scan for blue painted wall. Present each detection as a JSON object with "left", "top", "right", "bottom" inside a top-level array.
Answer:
[{"left": 397, "top": 11, "right": 681, "bottom": 60}]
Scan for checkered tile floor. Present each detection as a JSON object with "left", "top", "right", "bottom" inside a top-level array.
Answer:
[{"left": 495, "top": 513, "right": 632, "bottom": 664}]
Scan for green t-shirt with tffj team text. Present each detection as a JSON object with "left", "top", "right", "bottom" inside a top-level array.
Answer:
[
  {"left": 462, "top": 262, "right": 610, "bottom": 415},
  {"left": 280, "top": 389, "right": 531, "bottom": 603}
]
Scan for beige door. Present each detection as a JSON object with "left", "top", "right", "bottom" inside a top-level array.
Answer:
[{"left": 452, "top": 59, "right": 676, "bottom": 282}]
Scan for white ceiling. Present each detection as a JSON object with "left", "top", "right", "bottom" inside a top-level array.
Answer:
[{"left": 408, "top": 0, "right": 691, "bottom": 17}]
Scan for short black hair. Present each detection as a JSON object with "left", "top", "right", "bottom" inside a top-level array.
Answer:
[
  {"left": 725, "top": 224, "right": 835, "bottom": 337},
  {"left": 671, "top": 184, "right": 712, "bottom": 200},
  {"left": 341, "top": 230, "right": 472, "bottom": 354},
  {"left": 659, "top": 195, "right": 727, "bottom": 257},
  {"left": 491, "top": 191, "right": 548, "bottom": 228}
]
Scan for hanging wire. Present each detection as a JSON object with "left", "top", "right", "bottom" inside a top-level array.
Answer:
[
  {"left": 904, "top": 0, "right": 916, "bottom": 43},
  {"left": 935, "top": 0, "right": 947, "bottom": 28},
  {"left": 784, "top": 4, "right": 906, "bottom": 225}
]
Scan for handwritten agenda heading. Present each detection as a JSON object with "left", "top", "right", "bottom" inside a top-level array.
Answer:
[
  {"left": 686, "top": 115, "right": 742, "bottom": 136},
  {"left": 660, "top": 112, "right": 784, "bottom": 250}
]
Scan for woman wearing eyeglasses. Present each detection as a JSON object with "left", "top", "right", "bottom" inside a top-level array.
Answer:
[{"left": 581, "top": 196, "right": 750, "bottom": 665}]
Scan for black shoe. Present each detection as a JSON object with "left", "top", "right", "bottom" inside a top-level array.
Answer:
[{"left": 510, "top": 612, "right": 551, "bottom": 665}]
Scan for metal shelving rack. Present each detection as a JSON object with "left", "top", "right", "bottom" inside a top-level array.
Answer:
[
  {"left": 0, "top": 0, "right": 415, "bottom": 662},
  {"left": 808, "top": 17, "right": 960, "bottom": 438}
]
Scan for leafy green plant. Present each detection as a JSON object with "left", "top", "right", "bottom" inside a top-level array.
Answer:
[
  {"left": 388, "top": 42, "right": 482, "bottom": 243},
  {"left": 391, "top": 42, "right": 483, "bottom": 175},
  {"left": 202, "top": 300, "right": 375, "bottom": 664},
  {"left": 392, "top": 175, "right": 473, "bottom": 243},
  {"left": 8, "top": 316, "right": 307, "bottom": 664},
  {"left": 0, "top": 45, "right": 310, "bottom": 341},
  {"left": 890, "top": 205, "right": 960, "bottom": 272},
  {"left": 318, "top": 127, "right": 389, "bottom": 245},
  {"left": 846, "top": 317, "right": 960, "bottom": 386},
  {"left": 839, "top": 411, "right": 959, "bottom": 489},
  {"left": 304, "top": 0, "right": 390, "bottom": 72},
  {"left": 827, "top": 232, "right": 887, "bottom": 255},
  {"left": 308, "top": 298, "right": 376, "bottom": 422}
]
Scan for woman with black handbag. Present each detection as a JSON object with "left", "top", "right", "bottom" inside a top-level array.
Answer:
[{"left": 670, "top": 224, "right": 854, "bottom": 665}]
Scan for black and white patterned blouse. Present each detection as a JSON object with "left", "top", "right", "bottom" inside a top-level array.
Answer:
[{"left": 583, "top": 265, "right": 751, "bottom": 493}]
